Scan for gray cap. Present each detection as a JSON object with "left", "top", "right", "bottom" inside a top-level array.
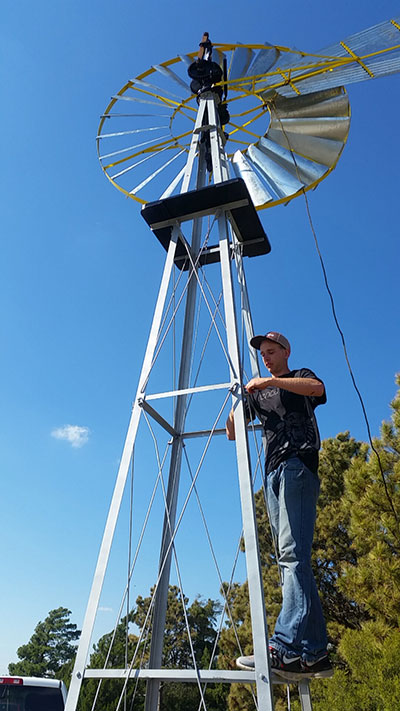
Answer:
[{"left": 250, "top": 331, "right": 290, "bottom": 352}]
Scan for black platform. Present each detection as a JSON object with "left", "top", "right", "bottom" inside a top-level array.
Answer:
[{"left": 141, "top": 178, "right": 271, "bottom": 270}]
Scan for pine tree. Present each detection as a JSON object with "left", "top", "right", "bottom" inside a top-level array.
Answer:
[
  {"left": 79, "top": 586, "right": 227, "bottom": 711},
  {"left": 338, "top": 379, "right": 400, "bottom": 625},
  {"left": 9, "top": 607, "right": 80, "bottom": 679},
  {"left": 309, "top": 377, "right": 400, "bottom": 710},
  {"left": 314, "top": 432, "right": 369, "bottom": 643}
]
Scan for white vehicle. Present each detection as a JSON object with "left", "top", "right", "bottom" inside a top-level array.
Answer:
[{"left": 0, "top": 677, "right": 67, "bottom": 711}]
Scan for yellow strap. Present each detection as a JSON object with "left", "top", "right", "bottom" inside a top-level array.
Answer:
[
  {"left": 228, "top": 121, "right": 263, "bottom": 139},
  {"left": 340, "top": 41, "right": 374, "bottom": 78},
  {"left": 229, "top": 104, "right": 266, "bottom": 119},
  {"left": 225, "top": 108, "right": 265, "bottom": 141},
  {"left": 226, "top": 138, "right": 254, "bottom": 147},
  {"left": 238, "top": 109, "right": 266, "bottom": 131},
  {"left": 391, "top": 19, "right": 400, "bottom": 32},
  {"left": 278, "top": 69, "right": 301, "bottom": 95},
  {"left": 130, "top": 85, "right": 187, "bottom": 110}
]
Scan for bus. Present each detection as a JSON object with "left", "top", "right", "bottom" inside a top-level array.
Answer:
[{"left": 0, "top": 677, "right": 67, "bottom": 711}]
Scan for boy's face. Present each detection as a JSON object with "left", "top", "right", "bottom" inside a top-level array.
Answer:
[{"left": 259, "top": 340, "right": 289, "bottom": 376}]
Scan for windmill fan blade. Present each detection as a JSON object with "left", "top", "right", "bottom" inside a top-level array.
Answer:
[
  {"left": 247, "top": 143, "right": 304, "bottom": 199},
  {"left": 269, "top": 117, "right": 350, "bottom": 142},
  {"left": 256, "top": 136, "right": 327, "bottom": 184},
  {"left": 246, "top": 44, "right": 279, "bottom": 77},
  {"left": 230, "top": 86, "right": 350, "bottom": 207},
  {"left": 268, "top": 87, "right": 349, "bottom": 119},
  {"left": 229, "top": 46, "right": 255, "bottom": 79},
  {"left": 231, "top": 150, "right": 274, "bottom": 206}
]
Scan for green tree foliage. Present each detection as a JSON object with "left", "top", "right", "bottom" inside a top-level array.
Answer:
[
  {"left": 133, "top": 585, "right": 221, "bottom": 669},
  {"left": 314, "top": 432, "right": 369, "bottom": 638},
  {"left": 79, "top": 586, "right": 227, "bottom": 711},
  {"left": 310, "top": 377, "right": 400, "bottom": 710},
  {"left": 310, "top": 621, "right": 400, "bottom": 711},
  {"left": 78, "top": 612, "right": 143, "bottom": 711},
  {"left": 8, "top": 607, "right": 80, "bottom": 681},
  {"left": 337, "top": 382, "right": 400, "bottom": 626}
]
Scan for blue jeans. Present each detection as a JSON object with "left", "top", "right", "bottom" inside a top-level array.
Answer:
[{"left": 266, "top": 457, "right": 327, "bottom": 662}]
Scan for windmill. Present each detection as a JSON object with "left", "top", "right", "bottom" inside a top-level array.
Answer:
[{"left": 66, "top": 17, "right": 400, "bottom": 711}]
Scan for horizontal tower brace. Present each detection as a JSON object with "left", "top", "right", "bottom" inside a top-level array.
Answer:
[
  {"left": 183, "top": 424, "right": 263, "bottom": 438},
  {"left": 83, "top": 668, "right": 284, "bottom": 684},
  {"left": 148, "top": 199, "right": 249, "bottom": 230},
  {"left": 145, "top": 382, "right": 233, "bottom": 400}
]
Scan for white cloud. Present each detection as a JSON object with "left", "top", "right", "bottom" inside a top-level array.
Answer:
[
  {"left": 98, "top": 606, "right": 113, "bottom": 613},
  {"left": 51, "top": 424, "right": 90, "bottom": 448}
]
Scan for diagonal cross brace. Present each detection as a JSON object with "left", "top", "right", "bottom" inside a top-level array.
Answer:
[{"left": 138, "top": 398, "right": 179, "bottom": 438}]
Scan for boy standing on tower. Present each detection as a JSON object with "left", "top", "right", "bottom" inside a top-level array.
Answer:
[{"left": 226, "top": 331, "right": 333, "bottom": 679}]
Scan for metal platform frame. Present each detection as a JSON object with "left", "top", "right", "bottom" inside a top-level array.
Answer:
[{"left": 65, "top": 91, "right": 313, "bottom": 711}]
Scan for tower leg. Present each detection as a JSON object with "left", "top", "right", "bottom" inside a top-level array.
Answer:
[
  {"left": 298, "top": 680, "right": 313, "bottom": 711},
  {"left": 143, "top": 221, "right": 202, "bottom": 711},
  {"left": 144, "top": 159, "right": 207, "bottom": 711},
  {"left": 65, "top": 229, "right": 181, "bottom": 711},
  {"left": 231, "top": 235, "right": 260, "bottom": 377},
  {"left": 218, "top": 213, "right": 275, "bottom": 710}
]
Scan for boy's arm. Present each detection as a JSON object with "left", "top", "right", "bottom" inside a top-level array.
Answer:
[{"left": 226, "top": 409, "right": 236, "bottom": 440}]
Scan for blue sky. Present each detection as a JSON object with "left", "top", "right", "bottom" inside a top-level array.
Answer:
[{"left": 1, "top": 0, "right": 399, "bottom": 674}]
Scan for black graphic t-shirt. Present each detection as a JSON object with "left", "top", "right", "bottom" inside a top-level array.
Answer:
[{"left": 246, "top": 368, "right": 326, "bottom": 475}]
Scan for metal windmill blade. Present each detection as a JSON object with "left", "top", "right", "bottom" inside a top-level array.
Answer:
[{"left": 233, "top": 86, "right": 351, "bottom": 208}]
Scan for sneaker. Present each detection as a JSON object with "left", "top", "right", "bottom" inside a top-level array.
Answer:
[
  {"left": 269, "top": 646, "right": 303, "bottom": 680},
  {"left": 236, "top": 654, "right": 255, "bottom": 670},
  {"left": 236, "top": 649, "right": 333, "bottom": 680},
  {"left": 301, "top": 654, "right": 333, "bottom": 678}
]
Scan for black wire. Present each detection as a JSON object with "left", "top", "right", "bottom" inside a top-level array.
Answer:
[
  {"left": 302, "top": 190, "right": 399, "bottom": 534},
  {"left": 271, "top": 99, "right": 400, "bottom": 536}
]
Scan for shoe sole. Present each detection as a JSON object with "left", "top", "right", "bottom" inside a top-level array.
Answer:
[
  {"left": 274, "top": 668, "right": 334, "bottom": 681},
  {"left": 273, "top": 669, "right": 304, "bottom": 681},
  {"left": 307, "top": 669, "right": 334, "bottom": 678},
  {"left": 236, "top": 663, "right": 334, "bottom": 679},
  {"left": 236, "top": 661, "right": 255, "bottom": 671}
]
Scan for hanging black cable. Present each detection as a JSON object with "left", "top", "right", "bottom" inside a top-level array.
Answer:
[
  {"left": 271, "top": 100, "right": 400, "bottom": 537},
  {"left": 302, "top": 191, "right": 399, "bottom": 534}
]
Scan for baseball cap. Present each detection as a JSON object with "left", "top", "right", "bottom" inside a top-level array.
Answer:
[{"left": 250, "top": 331, "right": 290, "bottom": 352}]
